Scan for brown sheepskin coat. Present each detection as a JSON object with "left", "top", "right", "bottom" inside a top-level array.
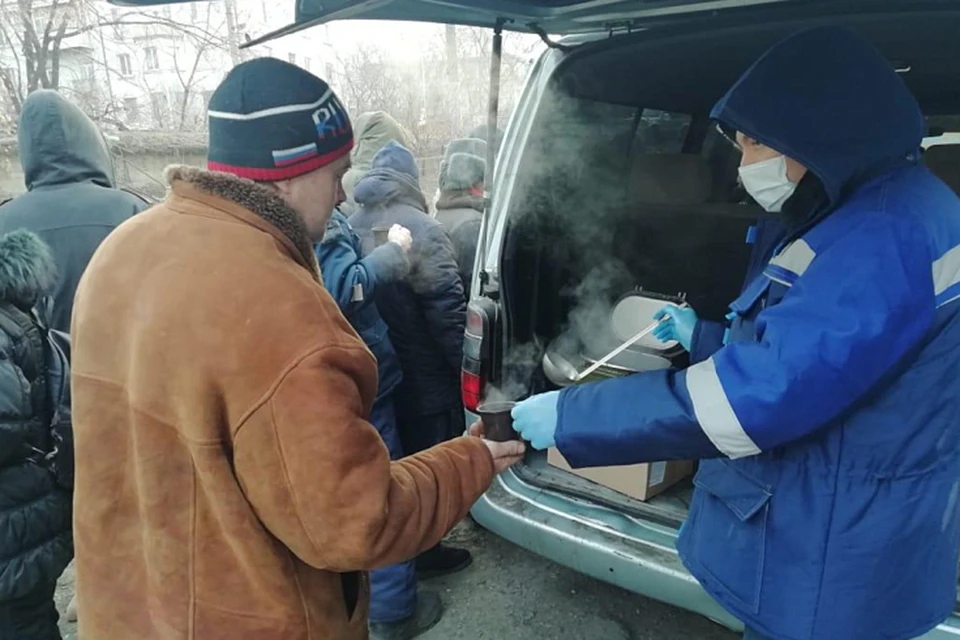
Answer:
[{"left": 70, "top": 166, "right": 495, "bottom": 640}]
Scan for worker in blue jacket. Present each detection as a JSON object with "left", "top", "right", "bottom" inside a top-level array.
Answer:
[
  {"left": 512, "top": 27, "right": 960, "bottom": 640},
  {"left": 316, "top": 212, "right": 447, "bottom": 639}
]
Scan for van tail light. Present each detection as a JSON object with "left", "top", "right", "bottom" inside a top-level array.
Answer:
[
  {"left": 461, "top": 366, "right": 483, "bottom": 412},
  {"left": 462, "top": 299, "right": 498, "bottom": 412}
]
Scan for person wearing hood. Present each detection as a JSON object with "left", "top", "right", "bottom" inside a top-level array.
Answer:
[
  {"left": 341, "top": 111, "right": 415, "bottom": 216},
  {"left": 434, "top": 138, "right": 486, "bottom": 296},
  {"left": 0, "top": 91, "right": 148, "bottom": 334},
  {"left": 511, "top": 27, "right": 960, "bottom": 640},
  {"left": 349, "top": 141, "right": 475, "bottom": 585},
  {"left": 69, "top": 58, "right": 523, "bottom": 640},
  {"left": 0, "top": 230, "right": 73, "bottom": 640}
]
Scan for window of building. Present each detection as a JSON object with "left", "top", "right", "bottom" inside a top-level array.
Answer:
[
  {"left": 144, "top": 47, "right": 159, "bottom": 71},
  {"left": 288, "top": 53, "right": 296, "bottom": 65},
  {"left": 303, "top": 57, "right": 311, "bottom": 71},
  {"left": 118, "top": 53, "right": 133, "bottom": 76}
]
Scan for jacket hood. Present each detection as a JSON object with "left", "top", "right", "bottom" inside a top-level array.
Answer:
[
  {"left": 436, "top": 190, "right": 483, "bottom": 213},
  {"left": 18, "top": 90, "right": 115, "bottom": 191},
  {"left": 342, "top": 111, "right": 414, "bottom": 203},
  {"left": 354, "top": 141, "right": 428, "bottom": 212},
  {"left": 0, "top": 229, "right": 56, "bottom": 309},
  {"left": 711, "top": 26, "right": 923, "bottom": 206}
]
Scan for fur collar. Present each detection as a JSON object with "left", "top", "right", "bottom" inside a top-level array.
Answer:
[
  {"left": 0, "top": 230, "right": 56, "bottom": 310},
  {"left": 165, "top": 165, "right": 319, "bottom": 275},
  {"left": 436, "top": 191, "right": 484, "bottom": 213}
]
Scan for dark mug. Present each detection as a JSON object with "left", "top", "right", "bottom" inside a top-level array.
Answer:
[{"left": 476, "top": 401, "right": 519, "bottom": 442}]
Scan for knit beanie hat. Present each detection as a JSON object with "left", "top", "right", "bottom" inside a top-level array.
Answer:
[
  {"left": 439, "top": 137, "right": 486, "bottom": 191},
  {"left": 207, "top": 58, "right": 353, "bottom": 181}
]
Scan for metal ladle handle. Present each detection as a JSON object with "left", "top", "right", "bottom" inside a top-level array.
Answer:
[{"left": 576, "top": 303, "right": 689, "bottom": 382}]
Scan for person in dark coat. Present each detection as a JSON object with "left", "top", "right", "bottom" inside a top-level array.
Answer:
[
  {"left": 434, "top": 138, "right": 486, "bottom": 297},
  {"left": 317, "top": 212, "right": 449, "bottom": 639},
  {"left": 0, "top": 230, "right": 73, "bottom": 640},
  {"left": 349, "top": 141, "right": 474, "bottom": 581},
  {"left": 0, "top": 90, "right": 148, "bottom": 333}
]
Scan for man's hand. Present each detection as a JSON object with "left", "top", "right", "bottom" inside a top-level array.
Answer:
[
  {"left": 388, "top": 224, "right": 413, "bottom": 252},
  {"left": 469, "top": 421, "right": 526, "bottom": 473}
]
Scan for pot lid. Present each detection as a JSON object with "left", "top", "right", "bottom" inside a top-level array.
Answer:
[{"left": 611, "top": 293, "right": 679, "bottom": 351}]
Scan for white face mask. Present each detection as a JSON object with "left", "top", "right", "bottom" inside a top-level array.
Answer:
[{"left": 738, "top": 155, "right": 798, "bottom": 213}]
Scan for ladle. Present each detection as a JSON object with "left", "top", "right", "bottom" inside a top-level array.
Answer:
[{"left": 541, "top": 303, "right": 688, "bottom": 387}]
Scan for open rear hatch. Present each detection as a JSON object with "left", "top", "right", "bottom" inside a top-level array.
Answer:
[{"left": 110, "top": 0, "right": 960, "bottom": 44}]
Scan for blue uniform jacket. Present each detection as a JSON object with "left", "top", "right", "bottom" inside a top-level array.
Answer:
[
  {"left": 554, "top": 27, "right": 960, "bottom": 640},
  {"left": 316, "top": 210, "right": 407, "bottom": 402}
]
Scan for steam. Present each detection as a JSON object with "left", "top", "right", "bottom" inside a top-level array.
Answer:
[
  {"left": 478, "top": 94, "right": 688, "bottom": 402},
  {"left": 482, "top": 341, "right": 540, "bottom": 404}
]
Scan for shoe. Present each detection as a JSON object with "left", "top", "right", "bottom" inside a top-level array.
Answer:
[
  {"left": 65, "top": 594, "right": 78, "bottom": 622},
  {"left": 416, "top": 544, "right": 472, "bottom": 580},
  {"left": 369, "top": 590, "right": 443, "bottom": 640}
]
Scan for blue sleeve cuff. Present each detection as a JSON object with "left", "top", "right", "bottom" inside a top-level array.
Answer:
[
  {"left": 555, "top": 370, "right": 721, "bottom": 469},
  {"left": 690, "top": 320, "right": 726, "bottom": 364}
]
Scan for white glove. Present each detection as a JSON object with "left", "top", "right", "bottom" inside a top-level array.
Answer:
[{"left": 388, "top": 224, "right": 413, "bottom": 252}]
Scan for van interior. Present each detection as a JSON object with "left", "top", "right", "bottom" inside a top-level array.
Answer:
[{"left": 492, "top": 12, "right": 960, "bottom": 530}]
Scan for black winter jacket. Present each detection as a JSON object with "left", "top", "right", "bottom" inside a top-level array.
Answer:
[
  {"left": 350, "top": 171, "right": 466, "bottom": 416},
  {"left": 0, "top": 230, "right": 73, "bottom": 600},
  {"left": 0, "top": 90, "right": 148, "bottom": 332}
]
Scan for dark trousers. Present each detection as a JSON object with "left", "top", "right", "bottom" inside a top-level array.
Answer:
[
  {"left": 0, "top": 581, "right": 60, "bottom": 640},
  {"left": 368, "top": 397, "right": 417, "bottom": 623},
  {"left": 396, "top": 404, "right": 466, "bottom": 457}
]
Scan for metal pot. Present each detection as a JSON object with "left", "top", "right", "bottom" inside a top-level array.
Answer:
[{"left": 543, "top": 336, "right": 671, "bottom": 386}]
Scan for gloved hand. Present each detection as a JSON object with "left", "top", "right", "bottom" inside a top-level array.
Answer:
[
  {"left": 388, "top": 224, "right": 413, "bottom": 252},
  {"left": 511, "top": 390, "right": 560, "bottom": 450},
  {"left": 653, "top": 305, "right": 698, "bottom": 352}
]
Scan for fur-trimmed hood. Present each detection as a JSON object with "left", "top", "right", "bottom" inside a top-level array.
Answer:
[
  {"left": 164, "top": 165, "right": 319, "bottom": 275},
  {"left": 0, "top": 229, "right": 56, "bottom": 309}
]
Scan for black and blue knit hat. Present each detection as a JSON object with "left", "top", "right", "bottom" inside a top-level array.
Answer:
[{"left": 207, "top": 57, "right": 353, "bottom": 181}]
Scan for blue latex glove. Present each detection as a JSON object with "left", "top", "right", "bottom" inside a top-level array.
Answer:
[
  {"left": 652, "top": 305, "right": 698, "bottom": 352},
  {"left": 511, "top": 390, "right": 560, "bottom": 450}
]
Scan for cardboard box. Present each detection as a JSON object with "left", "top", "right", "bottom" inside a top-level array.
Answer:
[{"left": 547, "top": 448, "right": 694, "bottom": 502}]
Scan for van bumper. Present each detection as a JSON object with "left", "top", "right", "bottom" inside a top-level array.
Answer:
[{"left": 470, "top": 468, "right": 742, "bottom": 631}]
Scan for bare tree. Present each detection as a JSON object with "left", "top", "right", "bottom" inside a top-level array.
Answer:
[
  {"left": 0, "top": 0, "right": 233, "bottom": 130},
  {"left": 0, "top": 0, "right": 79, "bottom": 115},
  {"left": 332, "top": 43, "right": 425, "bottom": 149}
]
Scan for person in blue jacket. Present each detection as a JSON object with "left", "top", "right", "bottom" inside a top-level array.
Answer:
[
  {"left": 349, "top": 141, "right": 474, "bottom": 587},
  {"left": 316, "top": 212, "right": 444, "bottom": 640},
  {"left": 512, "top": 26, "right": 960, "bottom": 640}
]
